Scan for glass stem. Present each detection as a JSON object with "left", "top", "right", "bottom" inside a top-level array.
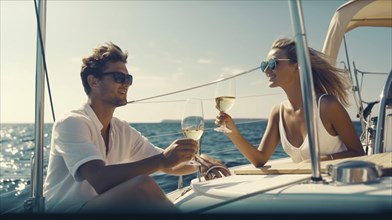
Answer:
[
  {"left": 222, "top": 121, "right": 227, "bottom": 129},
  {"left": 197, "top": 138, "right": 202, "bottom": 182}
]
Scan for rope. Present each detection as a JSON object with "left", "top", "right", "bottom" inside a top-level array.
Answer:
[{"left": 127, "top": 66, "right": 261, "bottom": 104}]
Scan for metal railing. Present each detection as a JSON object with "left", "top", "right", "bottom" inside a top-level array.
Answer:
[{"left": 288, "top": 0, "right": 322, "bottom": 182}]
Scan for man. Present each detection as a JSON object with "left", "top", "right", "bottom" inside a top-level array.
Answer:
[{"left": 43, "top": 42, "right": 229, "bottom": 213}]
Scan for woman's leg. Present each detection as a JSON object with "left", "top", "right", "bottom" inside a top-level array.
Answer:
[{"left": 80, "top": 175, "right": 180, "bottom": 213}]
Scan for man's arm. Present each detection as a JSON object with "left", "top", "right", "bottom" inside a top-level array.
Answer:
[{"left": 79, "top": 138, "right": 197, "bottom": 194}]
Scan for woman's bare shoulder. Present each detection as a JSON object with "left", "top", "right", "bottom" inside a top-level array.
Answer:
[
  {"left": 320, "top": 94, "right": 348, "bottom": 121},
  {"left": 268, "top": 104, "right": 281, "bottom": 122}
]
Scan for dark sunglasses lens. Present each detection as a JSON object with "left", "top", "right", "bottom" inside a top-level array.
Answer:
[
  {"left": 127, "top": 75, "right": 133, "bottom": 85},
  {"left": 113, "top": 72, "right": 132, "bottom": 85},
  {"left": 261, "top": 59, "right": 277, "bottom": 72},
  {"left": 126, "top": 75, "right": 133, "bottom": 85},
  {"left": 268, "top": 59, "right": 276, "bottom": 70},
  {"left": 261, "top": 61, "right": 267, "bottom": 72}
]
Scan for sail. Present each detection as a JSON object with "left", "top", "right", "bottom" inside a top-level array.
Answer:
[{"left": 322, "top": 0, "right": 392, "bottom": 65}]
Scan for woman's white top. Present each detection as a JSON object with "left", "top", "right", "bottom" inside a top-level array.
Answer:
[{"left": 279, "top": 94, "right": 347, "bottom": 163}]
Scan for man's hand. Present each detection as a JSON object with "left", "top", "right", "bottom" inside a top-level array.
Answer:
[
  {"left": 196, "top": 154, "right": 231, "bottom": 180},
  {"left": 162, "top": 138, "right": 198, "bottom": 168}
]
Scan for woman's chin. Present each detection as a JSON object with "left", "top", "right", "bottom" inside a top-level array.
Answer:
[{"left": 268, "top": 82, "right": 277, "bottom": 88}]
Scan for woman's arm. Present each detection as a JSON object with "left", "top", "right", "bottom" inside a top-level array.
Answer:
[
  {"left": 254, "top": 105, "right": 281, "bottom": 166},
  {"left": 218, "top": 105, "right": 281, "bottom": 168}
]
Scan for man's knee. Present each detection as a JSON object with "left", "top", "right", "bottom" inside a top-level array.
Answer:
[
  {"left": 131, "top": 174, "right": 156, "bottom": 186},
  {"left": 129, "top": 175, "right": 161, "bottom": 194}
]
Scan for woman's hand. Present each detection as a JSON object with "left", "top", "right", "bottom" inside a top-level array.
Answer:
[{"left": 215, "top": 112, "right": 237, "bottom": 134}]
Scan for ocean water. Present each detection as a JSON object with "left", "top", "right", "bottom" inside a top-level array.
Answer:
[{"left": 0, "top": 120, "right": 361, "bottom": 213}]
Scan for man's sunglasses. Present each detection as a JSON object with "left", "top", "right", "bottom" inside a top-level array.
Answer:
[
  {"left": 260, "top": 58, "right": 291, "bottom": 73},
  {"left": 101, "top": 72, "right": 133, "bottom": 85}
]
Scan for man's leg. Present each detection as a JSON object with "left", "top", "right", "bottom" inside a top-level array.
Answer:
[{"left": 80, "top": 175, "right": 180, "bottom": 213}]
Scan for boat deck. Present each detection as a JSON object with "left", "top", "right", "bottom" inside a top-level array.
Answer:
[{"left": 169, "top": 152, "right": 392, "bottom": 213}]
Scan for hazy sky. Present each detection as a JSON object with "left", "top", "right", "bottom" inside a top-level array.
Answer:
[{"left": 1, "top": 0, "right": 391, "bottom": 123}]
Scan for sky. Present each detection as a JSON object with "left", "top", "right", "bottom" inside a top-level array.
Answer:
[{"left": 1, "top": 0, "right": 391, "bottom": 124}]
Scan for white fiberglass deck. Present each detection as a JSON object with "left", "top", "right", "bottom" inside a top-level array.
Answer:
[{"left": 172, "top": 154, "right": 392, "bottom": 214}]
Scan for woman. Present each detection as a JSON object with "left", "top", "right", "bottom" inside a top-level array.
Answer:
[{"left": 216, "top": 38, "right": 365, "bottom": 167}]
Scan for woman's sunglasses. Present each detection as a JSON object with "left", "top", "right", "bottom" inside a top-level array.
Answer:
[
  {"left": 260, "top": 58, "right": 290, "bottom": 73},
  {"left": 101, "top": 72, "right": 133, "bottom": 85}
]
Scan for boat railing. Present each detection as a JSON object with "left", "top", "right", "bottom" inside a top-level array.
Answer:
[
  {"left": 349, "top": 63, "right": 390, "bottom": 154},
  {"left": 375, "top": 69, "right": 392, "bottom": 154}
]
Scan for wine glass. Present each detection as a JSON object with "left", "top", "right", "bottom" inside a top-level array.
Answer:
[
  {"left": 181, "top": 98, "right": 204, "bottom": 166},
  {"left": 214, "top": 73, "right": 236, "bottom": 133}
]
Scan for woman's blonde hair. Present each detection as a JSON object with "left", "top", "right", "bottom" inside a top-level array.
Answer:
[{"left": 272, "top": 38, "right": 351, "bottom": 107}]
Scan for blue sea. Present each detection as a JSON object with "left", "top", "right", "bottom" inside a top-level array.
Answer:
[{"left": 0, "top": 120, "right": 362, "bottom": 213}]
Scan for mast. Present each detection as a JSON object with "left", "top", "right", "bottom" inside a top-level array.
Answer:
[
  {"left": 288, "top": 0, "right": 323, "bottom": 181},
  {"left": 24, "top": 0, "right": 47, "bottom": 213}
]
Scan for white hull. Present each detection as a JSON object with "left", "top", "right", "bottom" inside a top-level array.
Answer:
[{"left": 169, "top": 153, "right": 392, "bottom": 213}]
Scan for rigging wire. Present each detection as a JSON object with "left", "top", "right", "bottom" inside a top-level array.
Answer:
[
  {"left": 357, "top": 69, "right": 388, "bottom": 100},
  {"left": 127, "top": 66, "right": 261, "bottom": 104},
  {"left": 34, "top": 0, "right": 56, "bottom": 122},
  {"left": 145, "top": 118, "right": 267, "bottom": 139},
  {"left": 130, "top": 93, "right": 283, "bottom": 104},
  {"left": 32, "top": 1, "right": 264, "bottom": 121}
]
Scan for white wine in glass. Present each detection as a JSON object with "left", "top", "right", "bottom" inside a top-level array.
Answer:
[
  {"left": 181, "top": 98, "right": 204, "bottom": 166},
  {"left": 214, "top": 74, "right": 236, "bottom": 133}
]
